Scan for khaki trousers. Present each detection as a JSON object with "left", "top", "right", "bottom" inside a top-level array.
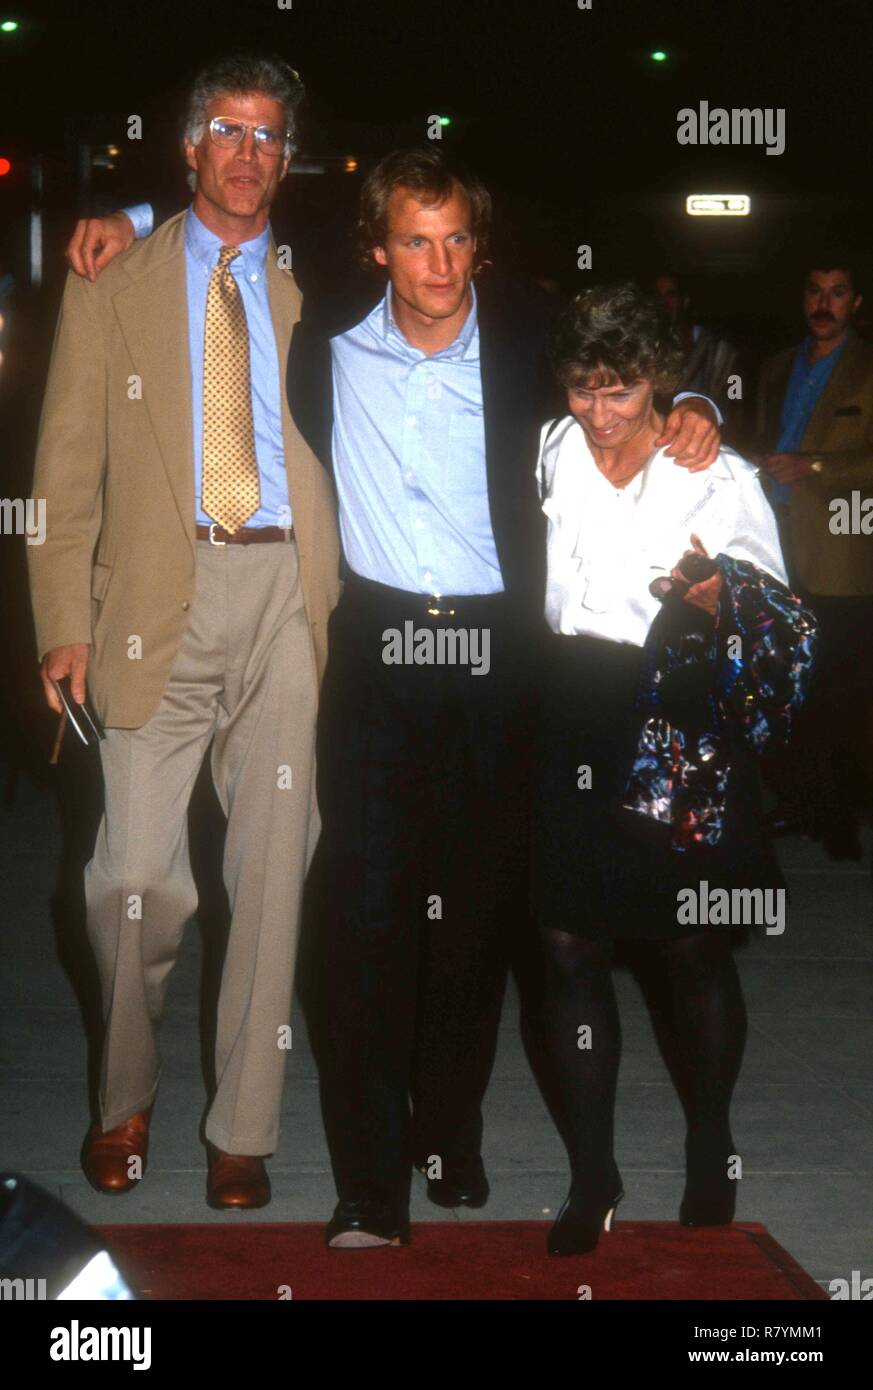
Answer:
[{"left": 84, "top": 538, "right": 319, "bottom": 1154}]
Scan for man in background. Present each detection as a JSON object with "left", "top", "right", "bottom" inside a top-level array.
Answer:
[
  {"left": 654, "top": 271, "right": 740, "bottom": 432},
  {"left": 756, "top": 254, "right": 873, "bottom": 857}
]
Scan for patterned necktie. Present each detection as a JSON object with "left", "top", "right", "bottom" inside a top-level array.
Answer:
[{"left": 202, "top": 245, "right": 260, "bottom": 533}]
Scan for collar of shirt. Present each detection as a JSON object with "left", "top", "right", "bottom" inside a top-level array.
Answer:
[
  {"left": 379, "top": 279, "right": 479, "bottom": 361},
  {"left": 184, "top": 206, "right": 270, "bottom": 283},
  {"left": 545, "top": 416, "right": 733, "bottom": 500},
  {"left": 798, "top": 333, "right": 847, "bottom": 375}
]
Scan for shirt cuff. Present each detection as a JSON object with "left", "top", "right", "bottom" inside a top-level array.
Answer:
[
  {"left": 674, "top": 390, "right": 723, "bottom": 429},
  {"left": 121, "top": 203, "right": 154, "bottom": 239}
]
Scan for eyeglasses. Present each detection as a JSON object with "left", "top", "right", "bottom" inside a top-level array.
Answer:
[{"left": 207, "top": 116, "right": 290, "bottom": 156}]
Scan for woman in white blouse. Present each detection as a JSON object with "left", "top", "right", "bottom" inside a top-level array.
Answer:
[{"left": 532, "top": 282, "right": 787, "bottom": 1256}]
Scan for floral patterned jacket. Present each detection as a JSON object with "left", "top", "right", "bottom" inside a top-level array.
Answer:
[{"left": 622, "top": 556, "right": 819, "bottom": 850}]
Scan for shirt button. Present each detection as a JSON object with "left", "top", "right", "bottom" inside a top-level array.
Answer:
[
  {"left": 424, "top": 571, "right": 434, "bottom": 583},
  {"left": 415, "top": 519, "right": 425, "bottom": 531},
  {"left": 181, "top": 601, "right": 190, "bottom": 611},
  {"left": 426, "top": 380, "right": 443, "bottom": 401},
  {"left": 406, "top": 415, "right": 417, "bottom": 427},
  {"left": 404, "top": 469, "right": 415, "bottom": 482}
]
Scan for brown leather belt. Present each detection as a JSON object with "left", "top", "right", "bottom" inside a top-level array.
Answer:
[{"left": 194, "top": 523, "right": 294, "bottom": 546}]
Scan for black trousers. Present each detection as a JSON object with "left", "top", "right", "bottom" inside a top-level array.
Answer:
[{"left": 314, "top": 574, "right": 535, "bottom": 1208}]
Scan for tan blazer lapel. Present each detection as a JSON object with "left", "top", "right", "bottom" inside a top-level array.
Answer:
[
  {"left": 110, "top": 212, "right": 196, "bottom": 560},
  {"left": 802, "top": 332, "right": 867, "bottom": 452},
  {"left": 266, "top": 243, "right": 313, "bottom": 527}
]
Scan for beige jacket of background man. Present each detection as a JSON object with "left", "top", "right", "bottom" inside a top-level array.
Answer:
[
  {"left": 28, "top": 210, "right": 341, "bottom": 728},
  {"left": 757, "top": 329, "right": 873, "bottom": 597}
]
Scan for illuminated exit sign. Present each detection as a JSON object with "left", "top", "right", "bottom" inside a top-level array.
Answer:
[{"left": 686, "top": 194, "right": 751, "bottom": 216}]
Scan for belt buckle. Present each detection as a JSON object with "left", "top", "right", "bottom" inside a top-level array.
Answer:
[
  {"left": 426, "top": 594, "right": 455, "bottom": 617},
  {"left": 208, "top": 522, "right": 227, "bottom": 547}
]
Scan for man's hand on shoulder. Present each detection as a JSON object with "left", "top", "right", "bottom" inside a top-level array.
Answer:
[
  {"left": 760, "top": 452, "right": 816, "bottom": 485},
  {"left": 656, "top": 397, "right": 721, "bottom": 472},
  {"left": 66, "top": 212, "right": 135, "bottom": 281}
]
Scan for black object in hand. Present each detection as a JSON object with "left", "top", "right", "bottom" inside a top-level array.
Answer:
[
  {"left": 51, "top": 677, "right": 105, "bottom": 746},
  {"left": 677, "top": 552, "right": 719, "bottom": 585},
  {"left": 650, "top": 552, "right": 719, "bottom": 603}
]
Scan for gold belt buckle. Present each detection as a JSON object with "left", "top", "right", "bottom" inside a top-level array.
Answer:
[
  {"left": 426, "top": 594, "right": 456, "bottom": 617},
  {"left": 208, "top": 522, "right": 227, "bottom": 547}
]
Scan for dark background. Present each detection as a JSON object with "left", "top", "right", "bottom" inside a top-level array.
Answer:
[
  {"left": 2, "top": 0, "right": 872, "bottom": 305},
  {"left": 1, "top": 0, "right": 872, "bottom": 770}
]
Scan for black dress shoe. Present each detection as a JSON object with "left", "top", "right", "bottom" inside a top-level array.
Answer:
[
  {"left": 325, "top": 1198, "right": 410, "bottom": 1249},
  {"left": 424, "top": 1156, "right": 490, "bottom": 1209}
]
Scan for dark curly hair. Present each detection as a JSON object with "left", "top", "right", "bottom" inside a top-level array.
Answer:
[
  {"left": 549, "top": 281, "right": 684, "bottom": 395},
  {"left": 356, "top": 146, "right": 491, "bottom": 270}
]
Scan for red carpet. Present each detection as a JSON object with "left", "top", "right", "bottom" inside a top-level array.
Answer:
[{"left": 97, "top": 1221, "right": 825, "bottom": 1300}]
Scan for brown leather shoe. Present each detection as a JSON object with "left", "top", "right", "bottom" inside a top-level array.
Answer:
[
  {"left": 206, "top": 1145, "right": 271, "bottom": 1210},
  {"left": 82, "top": 1109, "right": 151, "bottom": 1194}
]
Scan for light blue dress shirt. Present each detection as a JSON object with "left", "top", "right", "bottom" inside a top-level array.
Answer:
[
  {"left": 124, "top": 203, "right": 155, "bottom": 240},
  {"left": 771, "top": 335, "right": 847, "bottom": 506},
  {"left": 330, "top": 283, "right": 503, "bottom": 596},
  {"left": 130, "top": 203, "right": 716, "bottom": 565},
  {"left": 184, "top": 208, "right": 291, "bottom": 528}
]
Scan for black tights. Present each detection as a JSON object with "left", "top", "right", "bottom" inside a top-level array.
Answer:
[{"left": 541, "top": 927, "right": 747, "bottom": 1194}]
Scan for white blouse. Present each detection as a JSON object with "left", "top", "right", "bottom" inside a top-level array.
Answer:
[{"left": 537, "top": 415, "right": 788, "bottom": 647}]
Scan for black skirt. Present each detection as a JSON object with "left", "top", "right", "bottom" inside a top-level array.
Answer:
[{"left": 531, "top": 632, "right": 784, "bottom": 940}]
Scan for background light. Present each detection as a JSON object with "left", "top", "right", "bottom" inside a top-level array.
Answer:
[
  {"left": 650, "top": 50, "right": 667, "bottom": 62},
  {"left": 0, "top": 19, "right": 18, "bottom": 31},
  {"left": 0, "top": 157, "right": 11, "bottom": 176},
  {"left": 686, "top": 194, "right": 751, "bottom": 216},
  {"left": 439, "top": 115, "right": 451, "bottom": 126}
]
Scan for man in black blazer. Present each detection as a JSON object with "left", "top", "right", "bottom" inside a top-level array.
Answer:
[{"left": 66, "top": 147, "right": 721, "bottom": 1247}]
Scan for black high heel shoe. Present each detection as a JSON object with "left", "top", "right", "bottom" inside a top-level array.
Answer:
[
  {"left": 547, "top": 1171, "right": 624, "bottom": 1257},
  {"left": 679, "top": 1131, "right": 737, "bottom": 1227}
]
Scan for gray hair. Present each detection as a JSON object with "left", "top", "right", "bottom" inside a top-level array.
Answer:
[{"left": 183, "top": 52, "right": 305, "bottom": 157}]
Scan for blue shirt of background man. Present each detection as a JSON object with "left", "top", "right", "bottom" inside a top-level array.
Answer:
[
  {"left": 184, "top": 207, "right": 291, "bottom": 528},
  {"left": 772, "top": 336, "right": 847, "bottom": 507},
  {"left": 330, "top": 281, "right": 503, "bottom": 596}
]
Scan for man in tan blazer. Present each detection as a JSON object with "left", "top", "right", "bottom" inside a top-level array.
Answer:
[
  {"left": 757, "top": 256, "right": 873, "bottom": 856},
  {"left": 28, "top": 53, "right": 340, "bottom": 1207}
]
